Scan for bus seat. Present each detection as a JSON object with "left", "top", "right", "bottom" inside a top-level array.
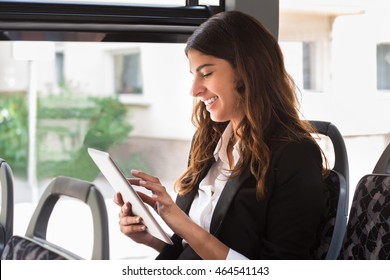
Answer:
[
  {"left": 0, "top": 158, "right": 14, "bottom": 256},
  {"left": 373, "top": 142, "right": 390, "bottom": 174},
  {"left": 310, "top": 121, "right": 349, "bottom": 260},
  {"left": 310, "top": 120, "right": 349, "bottom": 186},
  {"left": 338, "top": 174, "right": 390, "bottom": 259},
  {"left": 1, "top": 176, "right": 109, "bottom": 260}
]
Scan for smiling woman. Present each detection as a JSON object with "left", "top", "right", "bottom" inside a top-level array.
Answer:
[
  {"left": 188, "top": 50, "right": 242, "bottom": 125},
  {"left": 114, "top": 10, "right": 327, "bottom": 260}
]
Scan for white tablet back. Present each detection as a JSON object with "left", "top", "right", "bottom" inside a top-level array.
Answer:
[{"left": 88, "top": 148, "right": 173, "bottom": 245}]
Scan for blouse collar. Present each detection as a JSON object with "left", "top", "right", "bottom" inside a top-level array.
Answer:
[{"left": 213, "top": 122, "right": 240, "bottom": 165}]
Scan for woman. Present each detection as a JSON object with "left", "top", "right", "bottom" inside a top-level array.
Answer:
[{"left": 114, "top": 10, "right": 326, "bottom": 260}]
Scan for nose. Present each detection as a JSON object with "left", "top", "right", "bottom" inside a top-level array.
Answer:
[{"left": 190, "top": 76, "right": 206, "bottom": 97}]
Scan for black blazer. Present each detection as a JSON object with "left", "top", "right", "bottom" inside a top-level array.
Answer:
[{"left": 156, "top": 139, "right": 325, "bottom": 260}]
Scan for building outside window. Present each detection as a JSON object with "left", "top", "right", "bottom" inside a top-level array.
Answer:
[
  {"left": 114, "top": 51, "right": 143, "bottom": 95},
  {"left": 377, "top": 43, "right": 390, "bottom": 91},
  {"left": 55, "top": 51, "right": 65, "bottom": 86},
  {"left": 302, "top": 41, "right": 316, "bottom": 91},
  {"left": 280, "top": 40, "right": 323, "bottom": 92}
]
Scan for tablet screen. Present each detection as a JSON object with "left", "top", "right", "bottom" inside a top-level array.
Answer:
[{"left": 88, "top": 148, "right": 173, "bottom": 245}]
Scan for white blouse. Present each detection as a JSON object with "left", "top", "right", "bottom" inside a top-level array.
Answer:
[{"left": 186, "top": 123, "right": 248, "bottom": 260}]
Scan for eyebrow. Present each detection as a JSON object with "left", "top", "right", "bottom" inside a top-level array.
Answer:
[{"left": 191, "top": 63, "right": 214, "bottom": 74}]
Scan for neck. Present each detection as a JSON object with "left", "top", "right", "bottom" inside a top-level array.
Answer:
[
  {"left": 230, "top": 124, "right": 241, "bottom": 146},
  {"left": 230, "top": 117, "right": 243, "bottom": 143},
  {"left": 227, "top": 132, "right": 238, "bottom": 170}
]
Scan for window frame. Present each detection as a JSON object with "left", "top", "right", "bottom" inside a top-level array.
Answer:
[{"left": 0, "top": 0, "right": 225, "bottom": 43}]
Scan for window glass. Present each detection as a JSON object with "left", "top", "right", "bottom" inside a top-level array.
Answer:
[
  {"left": 1, "top": 41, "right": 193, "bottom": 258},
  {"left": 377, "top": 43, "right": 390, "bottom": 91},
  {"left": 199, "top": 0, "right": 219, "bottom": 5},
  {"left": 0, "top": 41, "right": 193, "bottom": 215}
]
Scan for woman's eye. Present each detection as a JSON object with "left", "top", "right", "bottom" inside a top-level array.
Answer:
[{"left": 202, "top": 72, "right": 212, "bottom": 79}]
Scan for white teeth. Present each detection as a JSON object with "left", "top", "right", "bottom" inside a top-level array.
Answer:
[{"left": 204, "top": 96, "right": 218, "bottom": 105}]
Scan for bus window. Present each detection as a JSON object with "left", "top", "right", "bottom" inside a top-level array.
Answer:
[{"left": 1, "top": 0, "right": 390, "bottom": 261}]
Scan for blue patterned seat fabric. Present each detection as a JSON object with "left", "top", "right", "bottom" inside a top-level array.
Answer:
[
  {"left": 1, "top": 236, "right": 66, "bottom": 260},
  {"left": 338, "top": 174, "right": 390, "bottom": 259},
  {"left": 312, "top": 171, "right": 341, "bottom": 259}
]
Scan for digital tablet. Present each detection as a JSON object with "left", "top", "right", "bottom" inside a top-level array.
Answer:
[{"left": 87, "top": 148, "right": 173, "bottom": 245}]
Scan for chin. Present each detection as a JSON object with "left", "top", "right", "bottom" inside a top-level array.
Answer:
[{"left": 210, "top": 115, "right": 227, "bottom": 123}]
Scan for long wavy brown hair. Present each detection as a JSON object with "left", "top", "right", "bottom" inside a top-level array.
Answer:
[{"left": 175, "top": 11, "right": 325, "bottom": 199}]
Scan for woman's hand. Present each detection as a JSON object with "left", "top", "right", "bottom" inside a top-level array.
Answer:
[
  {"left": 129, "top": 170, "right": 184, "bottom": 231},
  {"left": 121, "top": 170, "right": 230, "bottom": 259},
  {"left": 113, "top": 192, "right": 165, "bottom": 252}
]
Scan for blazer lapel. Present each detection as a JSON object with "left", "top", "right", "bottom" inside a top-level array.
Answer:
[
  {"left": 209, "top": 167, "right": 252, "bottom": 234},
  {"left": 176, "top": 188, "right": 196, "bottom": 214},
  {"left": 175, "top": 159, "right": 215, "bottom": 214}
]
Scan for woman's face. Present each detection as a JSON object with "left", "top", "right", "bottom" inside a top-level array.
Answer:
[{"left": 188, "top": 49, "right": 244, "bottom": 128}]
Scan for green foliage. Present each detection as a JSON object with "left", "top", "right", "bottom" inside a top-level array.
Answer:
[
  {"left": 37, "top": 96, "right": 133, "bottom": 181},
  {"left": 38, "top": 146, "right": 100, "bottom": 181},
  {"left": 0, "top": 94, "right": 29, "bottom": 175},
  {"left": 83, "top": 97, "right": 132, "bottom": 151},
  {"left": 1, "top": 90, "right": 150, "bottom": 182}
]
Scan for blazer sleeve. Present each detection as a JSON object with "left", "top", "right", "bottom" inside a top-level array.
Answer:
[{"left": 260, "top": 140, "right": 325, "bottom": 259}]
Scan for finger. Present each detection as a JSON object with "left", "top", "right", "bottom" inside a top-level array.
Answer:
[
  {"left": 120, "top": 224, "right": 147, "bottom": 235},
  {"left": 119, "top": 201, "right": 132, "bottom": 217},
  {"left": 119, "top": 217, "right": 147, "bottom": 234},
  {"left": 128, "top": 178, "right": 141, "bottom": 186},
  {"left": 120, "top": 225, "right": 146, "bottom": 235},
  {"left": 139, "top": 180, "right": 166, "bottom": 195},
  {"left": 137, "top": 191, "right": 157, "bottom": 208},
  {"left": 113, "top": 192, "right": 124, "bottom": 206},
  {"left": 131, "top": 170, "right": 160, "bottom": 184},
  {"left": 119, "top": 215, "right": 143, "bottom": 226},
  {"left": 137, "top": 182, "right": 175, "bottom": 210}
]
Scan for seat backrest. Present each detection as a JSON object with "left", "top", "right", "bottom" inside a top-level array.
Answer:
[
  {"left": 312, "top": 170, "right": 348, "bottom": 259},
  {"left": 310, "top": 121, "right": 349, "bottom": 260},
  {"left": 1, "top": 176, "right": 109, "bottom": 260},
  {"left": 338, "top": 174, "right": 390, "bottom": 259},
  {"left": 373, "top": 142, "right": 390, "bottom": 174},
  {"left": 0, "top": 158, "right": 14, "bottom": 256},
  {"left": 310, "top": 120, "right": 349, "bottom": 187}
]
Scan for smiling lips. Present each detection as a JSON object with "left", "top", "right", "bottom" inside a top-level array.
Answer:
[{"left": 203, "top": 96, "right": 218, "bottom": 106}]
